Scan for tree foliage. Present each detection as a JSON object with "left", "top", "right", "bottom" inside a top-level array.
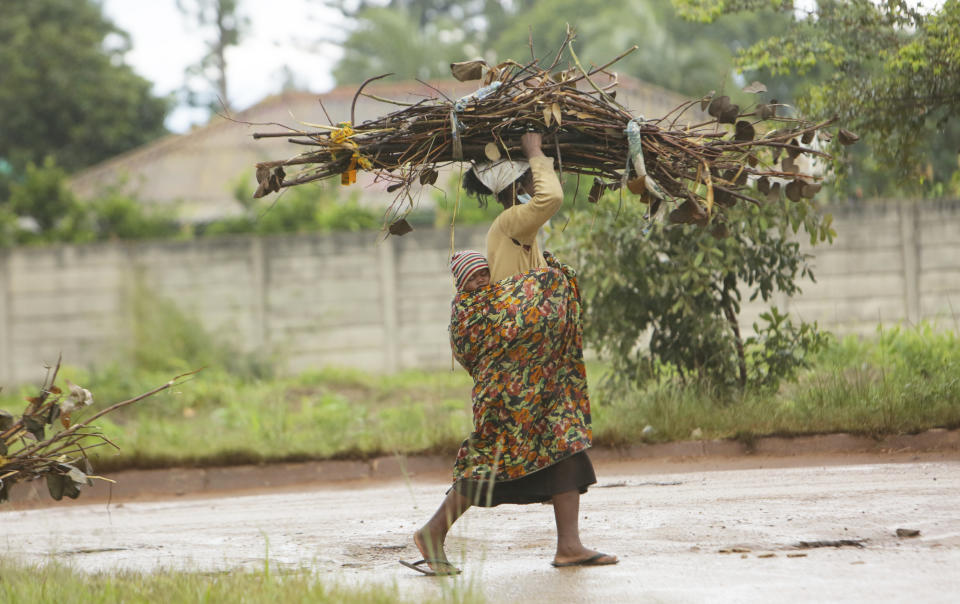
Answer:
[
  {"left": 328, "top": 0, "right": 794, "bottom": 99},
  {"left": 8, "top": 158, "right": 79, "bottom": 235},
  {"left": 177, "top": 0, "right": 249, "bottom": 113},
  {"left": 556, "top": 194, "right": 832, "bottom": 391},
  {"left": 332, "top": 7, "right": 469, "bottom": 83},
  {"left": 674, "top": 0, "right": 960, "bottom": 197},
  {"left": 0, "top": 0, "right": 169, "bottom": 181},
  {"left": 0, "top": 158, "right": 179, "bottom": 247},
  {"left": 0, "top": 160, "right": 376, "bottom": 249},
  {"left": 488, "top": 0, "right": 795, "bottom": 99}
]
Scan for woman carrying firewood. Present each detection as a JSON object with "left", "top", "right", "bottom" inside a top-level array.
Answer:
[{"left": 401, "top": 132, "right": 617, "bottom": 576}]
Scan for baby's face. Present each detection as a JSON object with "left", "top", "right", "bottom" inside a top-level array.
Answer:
[{"left": 463, "top": 268, "right": 490, "bottom": 292}]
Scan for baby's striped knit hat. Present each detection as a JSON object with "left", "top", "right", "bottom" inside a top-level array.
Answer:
[{"left": 450, "top": 250, "right": 489, "bottom": 290}]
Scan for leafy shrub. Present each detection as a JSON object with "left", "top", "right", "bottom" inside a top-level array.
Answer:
[
  {"left": 5, "top": 156, "right": 86, "bottom": 243},
  {"left": 88, "top": 190, "right": 181, "bottom": 240},
  {"left": 555, "top": 192, "right": 834, "bottom": 391}
]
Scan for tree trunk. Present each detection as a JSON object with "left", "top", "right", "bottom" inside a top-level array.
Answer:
[{"left": 722, "top": 295, "right": 747, "bottom": 388}]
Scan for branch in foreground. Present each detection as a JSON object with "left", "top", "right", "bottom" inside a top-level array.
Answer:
[{"left": 0, "top": 362, "right": 200, "bottom": 503}]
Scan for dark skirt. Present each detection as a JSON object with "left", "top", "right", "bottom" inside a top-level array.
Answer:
[{"left": 452, "top": 450, "right": 596, "bottom": 507}]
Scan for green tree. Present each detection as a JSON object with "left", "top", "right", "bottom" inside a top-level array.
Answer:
[
  {"left": 0, "top": 0, "right": 169, "bottom": 180},
  {"left": 324, "top": 0, "right": 511, "bottom": 30},
  {"left": 177, "top": 0, "right": 249, "bottom": 113},
  {"left": 332, "top": 7, "right": 467, "bottom": 83},
  {"left": 6, "top": 157, "right": 86, "bottom": 244},
  {"left": 489, "top": 0, "right": 793, "bottom": 99},
  {"left": 327, "top": 0, "right": 541, "bottom": 83},
  {"left": 87, "top": 192, "right": 182, "bottom": 241},
  {"left": 674, "top": 0, "right": 960, "bottom": 197},
  {"left": 557, "top": 194, "right": 832, "bottom": 391},
  {"left": 0, "top": 205, "right": 18, "bottom": 249},
  {"left": 329, "top": 0, "right": 797, "bottom": 101},
  {"left": 202, "top": 179, "right": 378, "bottom": 236}
]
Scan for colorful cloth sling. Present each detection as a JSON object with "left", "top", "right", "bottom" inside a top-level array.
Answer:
[{"left": 449, "top": 254, "right": 592, "bottom": 483}]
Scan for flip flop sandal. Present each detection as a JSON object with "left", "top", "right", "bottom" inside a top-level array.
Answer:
[
  {"left": 551, "top": 552, "right": 619, "bottom": 567},
  {"left": 399, "top": 559, "right": 462, "bottom": 576}
]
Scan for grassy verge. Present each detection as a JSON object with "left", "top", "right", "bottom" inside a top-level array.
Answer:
[
  {"left": 592, "top": 323, "right": 960, "bottom": 444},
  {"left": 77, "top": 365, "right": 477, "bottom": 471},
  {"left": 2, "top": 314, "right": 958, "bottom": 472},
  {"left": 0, "top": 558, "right": 482, "bottom": 604}
]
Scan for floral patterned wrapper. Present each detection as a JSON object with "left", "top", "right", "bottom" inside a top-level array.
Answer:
[{"left": 449, "top": 256, "right": 592, "bottom": 483}]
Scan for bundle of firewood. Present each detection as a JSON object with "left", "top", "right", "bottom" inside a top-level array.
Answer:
[
  {"left": 0, "top": 359, "right": 197, "bottom": 503},
  {"left": 252, "top": 35, "right": 856, "bottom": 230}
]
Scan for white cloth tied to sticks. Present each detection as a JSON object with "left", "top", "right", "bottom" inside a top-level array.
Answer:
[
  {"left": 450, "top": 82, "right": 503, "bottom": 160},
  {"left": 472, "top": 160, "right": 530, "bottom": 195},
  {"left": 454, "top": 81, "right": 502, "bottom": 112},
  {"left": 626, "top": 118, "right": 665, "bottom": 200}
]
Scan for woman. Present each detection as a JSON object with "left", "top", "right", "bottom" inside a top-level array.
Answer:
[{"left": 402, "top": 133, "right": 617, "bottom": 575}]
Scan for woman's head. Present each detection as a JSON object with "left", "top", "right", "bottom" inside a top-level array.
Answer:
[
  {"left": 463, "top": 160, "right": 532, "bottom": 209},
  {"left": 450, "top": 250, "right": 490, "bottom": 292}
]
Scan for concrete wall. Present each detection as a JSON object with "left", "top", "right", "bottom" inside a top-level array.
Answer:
[
  {"left": 2, "top": 201, "right": 959, "bottom": 385},
  {"left": 784, "top": 201, "right": 960, "bottom": 335},
  {"left": 0, "top": 227, "right": 486, "bottom": 385}
]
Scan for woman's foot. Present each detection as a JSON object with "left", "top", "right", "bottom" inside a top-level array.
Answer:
[
  {"left": 413, "top": 528, "right": 461, "bottom": 575},
  {"left": 552, "top": 547, "right": 618, "bottom": 567}
]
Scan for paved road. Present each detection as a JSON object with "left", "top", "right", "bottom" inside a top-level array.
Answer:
[{"left": 3, "top": 455, "right": 959, "bottom": 603}]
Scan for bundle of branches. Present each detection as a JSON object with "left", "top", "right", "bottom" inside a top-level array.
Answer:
[
  {"left": 252, "top": 33, "right": 857, "bottom": 232},
  {"left": 0, "top": 359, "right": 198, "bottom": 503}
]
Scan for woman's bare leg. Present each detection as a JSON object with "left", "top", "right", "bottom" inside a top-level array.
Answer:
[
  {"left": 414, "top": 488, "right": 471, "bottom": 572},
  {"left": 551, "top": 489, "right": 618, "bottom": 565}
]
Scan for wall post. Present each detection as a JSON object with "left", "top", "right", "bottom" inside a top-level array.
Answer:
[
  {"left": 0, "top": 251, "right": 10, "bottom": 385},
  {"left": 250, "top": 237, "right": 268, "bottom": 350},
  {"left": 377, "top": 237, "right": 399, "bottom": 372},
  {"left": 900, "top": 203, "right": 920, "bottom": 325}
]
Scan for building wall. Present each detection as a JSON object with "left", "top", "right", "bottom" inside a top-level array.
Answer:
[{"left": 2, "top": 201, "right": 959, "bottom": 386}]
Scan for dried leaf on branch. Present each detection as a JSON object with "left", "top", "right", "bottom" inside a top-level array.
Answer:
[
  {"left": 0, "top": 358, "right": 199, "bottom": 503},
  {"left": 251, "top": 33, "right": 854, "bottom": 232}
]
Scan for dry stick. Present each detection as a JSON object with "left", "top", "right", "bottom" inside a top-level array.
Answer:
[
  {"left": 414, "top": 79, "right": 455, "bottom": 105},
  {"left": 667, "top": 99, "right": 709, "bottom": 131},
  {"left": 254, "top": 130, "right": 332, "bottom": 140},
  {"left": 351, "top": 73, "right": 393, "bottom": 126},
  {"left": 2, "top": 359, "right": 62, "bottom": 442},
  {"left": 553, "top": 132, "right": 564, "bottom": 179},
  {"left": 17, "top": 368, "right": 202, "bottom": 460},
  {"left": 31, "top": 355, "right": 63, "bottom": 415},
  {"left": 499, "top": 59, "right": 543, "bottom": 90},
  {"left": 567, "top": 45, "right": 639, "bottom": 86},
  {"left": 546, "top": 28, "right": 575, "bottom": 71},
  {"left": 362, "top": 93, "right": 417, "bottom": 107},
  {"left": 251, "top": 62, "right": 828, "bottom": 214},
  {"left": 568, "top": 48, "right": 628, "bottom": 115},
  {"left": 317, "top": 96, "right": 334, "bottom": 125}
]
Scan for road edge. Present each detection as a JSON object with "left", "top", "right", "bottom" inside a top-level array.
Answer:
[{"left": 5, "top": 428, "right": 959, "bottom": 509}]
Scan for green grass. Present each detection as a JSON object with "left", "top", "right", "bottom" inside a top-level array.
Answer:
[
  {"left": 0, "top": 558, "right": 483, "bottom": 604},
  {"left": 26, "top": 364, "right": 478, "bottom": 472},
  {"left": 591, "top": 323, "right": 960, "bottom": 444}
]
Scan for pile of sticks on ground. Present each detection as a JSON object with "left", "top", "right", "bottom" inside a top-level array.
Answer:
[
  {"left": 0, "top": 359, "right": 197, "bottom": 503},
  {"left": 252, "top": 34, "right": 855, "bottom": 231}
]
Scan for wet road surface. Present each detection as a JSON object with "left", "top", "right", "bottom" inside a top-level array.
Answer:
[{"left": 3, "top": 456, "right": 959, "bottom": 603}]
